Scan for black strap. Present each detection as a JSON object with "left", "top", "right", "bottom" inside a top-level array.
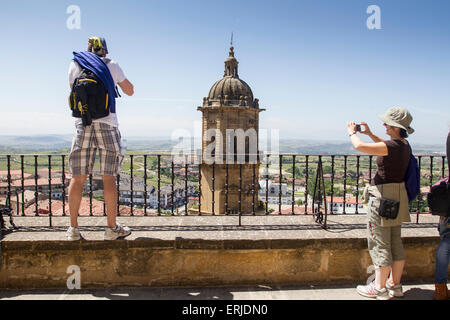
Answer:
[{"left": 407, "top": 140, "right": 412, "bottom": 158}]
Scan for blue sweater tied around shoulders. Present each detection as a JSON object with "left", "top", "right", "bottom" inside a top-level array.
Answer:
[{"left": 72, "top": 51, "right": 117, "bottom": 113}]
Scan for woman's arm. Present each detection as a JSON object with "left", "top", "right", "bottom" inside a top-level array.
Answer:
[
  {"left": 360, "top": 122, "right": 384, "bottom": 143},
  {"left": 350, "top": 135, "right": 388, "bottom": 156},
  {"left": 348, "top": 122, "right": 388, "bottom": 156}
]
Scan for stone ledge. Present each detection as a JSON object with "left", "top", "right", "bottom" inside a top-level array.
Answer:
[
  {"left": 0, "top": 236, "right": 443, "bottom": 289},
  {"left": 1, "top": 214, "right": 441, "bottom": 242},
  {"left": 1, "top": 236, "right": 440, "bottom": 252},
  {"left": 0, "top": 214, "right": 444, "bottom": 289}
]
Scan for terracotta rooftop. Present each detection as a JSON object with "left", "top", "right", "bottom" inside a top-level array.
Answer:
[
  {"left": 326, "top": 196, "right": 362, "bottom": 204},
  {"left": 22, "top": 198, "right": 148, "bottom": 216},
  {"left": 0, "top": 177, "right": 66, "bottom": 188}
]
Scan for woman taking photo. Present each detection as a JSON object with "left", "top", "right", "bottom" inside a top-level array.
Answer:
[{"left": 347, "top": 107, "right": 414, "bottom": 300}]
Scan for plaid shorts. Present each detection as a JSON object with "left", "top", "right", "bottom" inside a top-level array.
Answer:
[{"left": 69, "top": 122, "right": 124, "bottom": 177}]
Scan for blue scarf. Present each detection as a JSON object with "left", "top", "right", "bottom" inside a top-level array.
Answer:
[{"left": 72, "top": 51, "right": 117, "bottom": 113}]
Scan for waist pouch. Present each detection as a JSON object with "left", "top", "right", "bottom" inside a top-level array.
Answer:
[{"left": 378, "top": 198, "right": 400, "bottom": 220}]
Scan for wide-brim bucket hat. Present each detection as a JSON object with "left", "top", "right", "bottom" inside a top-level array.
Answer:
[{"left": 378, "top": 107, "right": 414, "bottom": 135}]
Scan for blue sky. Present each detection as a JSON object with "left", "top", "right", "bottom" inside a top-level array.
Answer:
[{"left": 0, "top": 0, "right": 449, "bottom": 145}]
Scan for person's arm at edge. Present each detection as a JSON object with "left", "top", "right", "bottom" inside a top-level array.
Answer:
[
  {"left": 118, "top": 79, "right": 134, "bottom": 96},
  {"left": 69, "top": 61, "right": 76, "bottom": 90},
  {"left": 446, "top": 131, "right": 449, "bottom": 174}
]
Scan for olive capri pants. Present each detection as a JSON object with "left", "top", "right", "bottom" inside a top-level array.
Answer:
[{"left": 367, "top": 196, "right": 406, "bottom": 268}]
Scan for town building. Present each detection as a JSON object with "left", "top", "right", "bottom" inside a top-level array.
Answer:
[
  {"left": 0, "top": 170, "right": 69, "bottom": 202},
  {"left": 325, "top": 196, "right": 366, "bottom": 214},
  {"left": 258, "top": 180, "right": 293, "bottom": 205},
  {"left": 117, "top": 173, "right": 196, "bottom": 210}
]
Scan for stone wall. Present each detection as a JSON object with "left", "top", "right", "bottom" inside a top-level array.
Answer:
[{"left": 0, "top": 236, "right": 442, "bottom": 289}]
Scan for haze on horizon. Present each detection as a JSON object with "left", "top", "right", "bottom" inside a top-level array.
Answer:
[{"left": 0, "top": 0, "right": 449, "bottom": 146}]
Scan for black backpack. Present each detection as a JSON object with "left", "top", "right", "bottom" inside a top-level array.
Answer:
[
  {"left": 428, "top": 179, "right": 450, "bottom": 217},
  {"left": 427, "top": 133, "right": 450, "bottom": 217},
  {"left": 69, "top": 67, "right": 111, "bottom": 126}
]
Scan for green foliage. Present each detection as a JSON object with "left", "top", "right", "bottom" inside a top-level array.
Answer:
[{"left": 93, "top": 195, "right": 104, "bottom": 202}]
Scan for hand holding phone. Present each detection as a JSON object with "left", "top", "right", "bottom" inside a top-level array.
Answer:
[{"left": 359, "top": 122, "right": 373, "bottom": 135}]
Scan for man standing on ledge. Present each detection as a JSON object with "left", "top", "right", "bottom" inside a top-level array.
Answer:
[{"left": 67, "top": 37, "right": 134, "bottom": 240}]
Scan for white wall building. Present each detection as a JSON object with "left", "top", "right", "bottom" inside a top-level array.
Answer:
[
  {"left": 258, "top": 180, "right": 292, "bottom": 205},
  {"left": 325, "top": 196, "right": 366, "bottom": 214}
]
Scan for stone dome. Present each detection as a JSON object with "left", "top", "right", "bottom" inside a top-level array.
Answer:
[
  {"left": 208, "top": 76, "right": 254, "bottom": 104},
  {"left": 204, "top": 46, "right": 259, "bottom": 109}
]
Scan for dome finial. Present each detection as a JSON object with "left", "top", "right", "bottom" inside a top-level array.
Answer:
[
  {"left": 229, "top": 32, "right": 235, "bottom": 57},
  {"left": 229, "top": 45, "right": 235, "bottom": 57},
  {"left": 224, "top": 35, "right": 238, "bottom": 77}
]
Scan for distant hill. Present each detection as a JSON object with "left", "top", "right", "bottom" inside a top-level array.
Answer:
[
  {"left": 0, "top": 135, "right": 73, "bottom": 153},
  {"left": 274, "top": 139, "right": 446, "bottom": 155},
  {"left": 0, "top": 135, "right": 446, "bottom": 155}
]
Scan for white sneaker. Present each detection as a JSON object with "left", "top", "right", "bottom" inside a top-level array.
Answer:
[
  {"left": 386, "top": 281, "right": 404, "bottom": 297},
  {"left": 104, "top": 223, "right": 131, "bottom": 240},
  {"left": 356, "top": 281, "right": 391, "bottom": 300},
  {"left": 67, "top": 227, "right": 82, "bottom": 241}
]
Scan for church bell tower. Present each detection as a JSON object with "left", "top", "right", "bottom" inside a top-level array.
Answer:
[{"left": 197, "top": 46, "right": 265, "bottom": 214}]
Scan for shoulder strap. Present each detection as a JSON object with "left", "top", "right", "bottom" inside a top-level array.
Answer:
[
  {"left": 100, "top": 57, "right": 120, "bottom": 97},
  {"left": 407, "top": 140, "right": 412, "bottom": 155}
]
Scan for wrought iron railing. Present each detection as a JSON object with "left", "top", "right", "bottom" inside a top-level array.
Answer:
[{"left": 0, "top": 153, "right": 447, "bottom": 229}]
